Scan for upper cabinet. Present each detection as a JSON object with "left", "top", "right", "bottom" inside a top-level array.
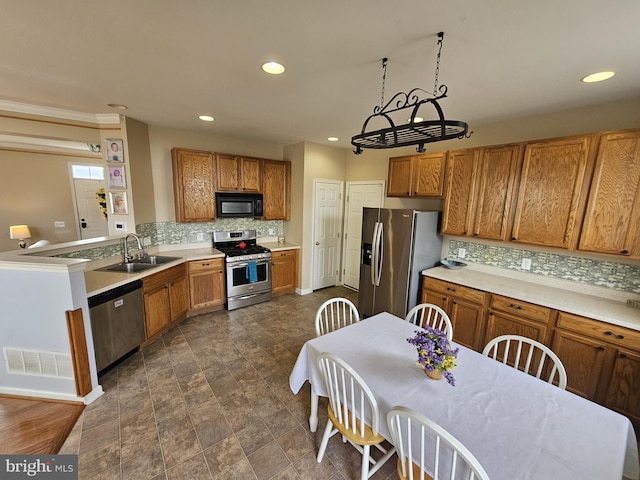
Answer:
[
  {"left": 262, "top": 160, "right": 291, "bottom": 220},
  {"left": 172, "top": 148, "right": 216, "bottom": 223},
  {"left": 216, "top": 154, "right": 262, "bottom": 192},
  {"left": 442, "top": 143, "right": 522, "bottom": 241},
  {"left": 387, "top": 152, "right": 446, "bottom": 197},
  {"left": 578, "top": 129, "right": 640, "bottom": 257},
  {"left": 510, "top": 135, "right": 596, "bottom": 249}
]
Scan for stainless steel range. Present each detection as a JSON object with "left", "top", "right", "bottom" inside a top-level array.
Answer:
[{"left": 213, "top": 230, "right": 272, "bottom": 310}]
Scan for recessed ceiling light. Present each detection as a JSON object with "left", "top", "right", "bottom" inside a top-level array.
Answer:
[
  {"left": 328, "top": 137, "right": 339, "bottom": 142},
  {"left": 581, "top": 71, "right": 615, "bottom": 83},
  {"left": 107, "top": 103, "right": 128, "bottom": 110},
  {"left": 262, "top": 62, "right": 285, "bottom": 75},
  {"left": 199, "top": 115, "right": 214, "bottom": 122}
]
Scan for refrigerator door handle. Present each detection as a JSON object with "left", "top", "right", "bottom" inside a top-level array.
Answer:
[
  {"left": 374, "top": 221, "right": 383, "bottom": 287},
  {"left": 371, "top": 222, "right": 379, "bottom": 286}
]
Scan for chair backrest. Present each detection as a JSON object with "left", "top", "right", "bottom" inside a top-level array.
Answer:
[
  {"left": 315, "top": 297, "right": 360, "bottom": 336},
  {"left": 405, "top": 303, "right": 453, "bottom": 341},
  {"left": 482, "top": 334, "right": 567, "bottom": 389},
  {"left": 317, "top": 352, "right": 380, "bottom": 437},
  {"left": 387, "top": 406, "right": 490, "bottom": 480}
]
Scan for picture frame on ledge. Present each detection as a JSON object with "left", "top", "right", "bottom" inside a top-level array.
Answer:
[
  {"left": 109, "top": 192, "right": 128, "bottom": 215},
  {"left": 105, "top": 138, "right": 124, "bottom": 163}
]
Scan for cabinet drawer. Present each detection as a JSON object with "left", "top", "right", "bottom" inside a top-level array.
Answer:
[
  {"left": 143, "top": 264, "right": 186, "bottom": 292},
  {"left": 188, "top": 258, "right": 224, "bottom": 273},
  {"left": 273, "top": 249, "right": 296, "bottom": 260},
  {"left": 490, "top": 294, "right": 551, "bottom": 323},
  {"left": 557, "top": 312, "right": 640, "bottom": 351},
  {"left": 423, "top": 277, "right": 486, "bottom": 304}
]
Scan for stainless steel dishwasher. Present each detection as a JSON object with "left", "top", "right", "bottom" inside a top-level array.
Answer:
[{"left": 88, "top": 280, "right": 145, "bottom": 373}]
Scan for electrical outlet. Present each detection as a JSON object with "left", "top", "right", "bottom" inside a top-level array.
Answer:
[
  {"left": 197, "top": 233, "right": 204, "bottom": 242},
  {"left": 143, "top": 237, "right": 151, "bottom": 246},
  {"left": 457, "top": 248, "right": 466, "bottom": 259},
  {"left": 521, "top": 258, "right": 532, "bottom": 270}
]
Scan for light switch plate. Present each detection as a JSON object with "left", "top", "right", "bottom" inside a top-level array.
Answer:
[
  {"left": 197, "top": 233, "right": 204, "bottom": 242},
  {"left": 54, "top": 221, "right": 65, "bottom": 228},
  {"left": 457, "top": 248, "right": 466, "bottom": 259},
  {"left": 115, "top": 222, "right": 126, "bottom": 230},
  {"left": 521, "top": 258, "right": 532, "bottom": 270}
]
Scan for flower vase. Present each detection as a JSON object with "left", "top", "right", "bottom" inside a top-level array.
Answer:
[{"left": 424, "top": 368, "right": 443, "bottom": 380}]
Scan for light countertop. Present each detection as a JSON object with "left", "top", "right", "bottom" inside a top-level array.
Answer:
[{"left": 423, "top": 265, "right": 640, "bottom": 332}]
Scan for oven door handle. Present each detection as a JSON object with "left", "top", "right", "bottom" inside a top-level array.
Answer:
[
  {"left": 230, "top": 260, "right": 271, "bottom": 268},
  {"left": 236, "top": 292, "right": 268, "bottom": 300}
]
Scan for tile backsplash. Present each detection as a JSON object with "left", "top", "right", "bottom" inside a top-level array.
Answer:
[
  {"left": 447, "top": 239, "right": 640, "bottom": 294},
  {"left": 53, "top": 219, "right": 283, "bottom": 260}
]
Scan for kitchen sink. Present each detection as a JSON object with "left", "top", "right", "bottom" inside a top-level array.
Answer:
[
  {"left": 136, "top": 255, "right": 181, "bottom": 265},
  {"left": 99, "top": 262, "right": 159, "bottom": 273}
]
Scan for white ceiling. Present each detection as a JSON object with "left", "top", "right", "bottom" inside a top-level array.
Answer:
[{"left": 1, "top": 0, "right": 639, "bottom": 150}]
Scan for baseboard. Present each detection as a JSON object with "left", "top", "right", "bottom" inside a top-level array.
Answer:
[
  {"left": 0, "top": 385, "right": 91, "bottom": 404},
  {"left": 296, "top": 287, "right": 313, "bottom": 295},
  {"left": 82, "top": 386, "right": 104, "bottom": 405}
]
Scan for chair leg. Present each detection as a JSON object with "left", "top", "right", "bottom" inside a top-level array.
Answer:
[
  {"left": 316, "top": 420, "right": 334, "bottom": 463},
  {"left": 360, "top": 444, "right": 371, "bottom": 480}
]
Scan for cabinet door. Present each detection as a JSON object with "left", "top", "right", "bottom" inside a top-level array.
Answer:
[
  {"left": 272, "top": 249, "right": 298, "bottom": 296},
  {"left": 216, "top": 153, "right": 240, "bottom": 191},
  {"left": 169, "top": 274, "right": 188, "bottom": 322},
  {"left": 441, "top": 149, "right": 477, "bottom": 235},
  {"left": 412, "top": 152, "right": 446, "bottom": 197},
  {"left": 263, "top": 160, "right": 291, "bottom": 220},
  {"left": 579, "top": 130, "right": 640, "bottom": 256},
  {"left": 387, "top": 156, "right": 413, "bottom": 197},
  {"left": 472, "top": 144, "right": 522, "bottom": 240},
  {"left": 449, "top": 298, "right": 486, "bottom": 352},
  {"left": 551, "top": 329, "right": 609, "bottom": 400},
  {"left": 240, "top": 157, "right": 262, "bottom": 192},
  {"left": 144, "top": 286, "right": 170, "bottom": 338},
  {"left": 604, "top": 348, "right": 640, "bottom": 425},
  {"left": 485, "top": 311, "right": 549, "bottom": 347},
  {"left": 420, "top": 288, "right": 448, "bottom": 311},
  {"left": 511, "top": 136, "right": 595, "bottom": 248},
  {"left": 172, "top": 148, "right": 216, "bottom": 222},
  {"left": 189, "top": 260, "right": 225, "bottom": 309}
]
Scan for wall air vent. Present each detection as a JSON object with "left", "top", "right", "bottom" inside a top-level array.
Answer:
[{"left": 4, "top": 347, "right": 73, "bottom": 378}]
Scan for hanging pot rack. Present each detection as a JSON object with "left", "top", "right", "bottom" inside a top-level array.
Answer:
[{"left": 351, "top": 32, "right": 470, "bottom": 155}]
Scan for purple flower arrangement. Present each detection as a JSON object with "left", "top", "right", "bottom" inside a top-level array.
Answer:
[{"left": 407, "top": 326, "right": 459, "bottom": 386}]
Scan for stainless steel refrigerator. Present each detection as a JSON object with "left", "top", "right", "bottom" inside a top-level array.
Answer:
[{"left": 358, "top": 208, "right": 442, "bottom": 318}]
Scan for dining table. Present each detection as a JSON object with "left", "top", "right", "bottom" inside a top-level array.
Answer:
[{"left": 289, "top": 311, "right": 639, "bottom": 480}]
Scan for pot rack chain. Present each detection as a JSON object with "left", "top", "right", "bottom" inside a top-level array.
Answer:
[
  {"left": 433, "top": 32, "right": 444, "bottom": 96},
  {"left": 380, "top": 58, "right": 388, "bottom": 110}
]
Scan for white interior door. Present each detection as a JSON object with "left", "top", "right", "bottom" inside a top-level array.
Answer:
[
  {"left": 342, "top": 181, "right": 385, "bottom": 290},
  {"left": 74, "top": 178, "right": 109, "bottom": 239},
  {"left": 313, "top": 180, "right": 343, "bottom": 290}
]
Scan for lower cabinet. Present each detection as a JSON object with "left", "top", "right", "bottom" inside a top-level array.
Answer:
[
  {"left": 552, "top": 312, "right": 640, "bottom": 425},
  {"left": 421, "top": 277, "right": 488, "bottom": 351},
  {"left": 271, "top": 248, "right": 298, "bottom": 296},
  {"left": 188, "top": 258, "right": 225, "bottom": 313},
  {"left": 486, "top": 294, "right": 553, "bottom": 346},
  {"left": 143, "top": 264, "right": 188, "bottom": 339}
]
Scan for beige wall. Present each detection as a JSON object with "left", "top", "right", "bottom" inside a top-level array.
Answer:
[
  {"left": 283, "top": 142, "right": 304, "bottom": 247},
  {"left": 147, "top": 125, "right": 284, "bottom": 222},
  {"left": 126, "top": 118, "right": 155, "bottom": 225}
]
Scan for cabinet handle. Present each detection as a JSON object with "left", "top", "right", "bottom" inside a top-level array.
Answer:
[
  {"left": 414, "top": 191, "right": 418, "bottom": 195},
  {"left": 597, "top": 346, "right": 605, "bottom": 351},
  {"left": 604, "top": 331, "right": 613, "bottom": 336},
  {"left": 452, "top": 301, "right": 457, "bottom": 305},
  {"left": 621, "top": 250, "right": 629, "bottom": 255},
  {"left": 164, "top": 285, "right": 168, "bottom": 289},
  {"left": 509, "top": 303, "right": 522, "bottom": 310},
  {"left": 473, "top": 233, "right": 478, "bottom": 236},
  {"left": 511, "top": 236, "right": 517, "bottom": 241},
  {"left": 463, "top": 231, "right": 467, "bottom": 235},
  {"left": 406, "top": 191, "right": 410, "bottom": 195},
  {"left": 619, "top": 353, "right": 627, "bottom": 359},
  {"left": 615, "top": 334, "right": 624, "bottom": 340}
]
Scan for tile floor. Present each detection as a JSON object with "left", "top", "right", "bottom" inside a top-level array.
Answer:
[{"left": 60, "top": 286, "right": 397, "bottom": 480}]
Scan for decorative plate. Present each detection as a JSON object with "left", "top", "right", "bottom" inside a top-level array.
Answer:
[{"left": 441, "top": 259, "right": 468, "bottom": 270}]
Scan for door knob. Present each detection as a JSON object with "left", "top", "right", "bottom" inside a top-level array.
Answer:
[
  {"left": 81, "top": 218, "right": 87, "bottom": 228},
  {"left": 315, "top": 242, "right": 320, "bottom": 245}
]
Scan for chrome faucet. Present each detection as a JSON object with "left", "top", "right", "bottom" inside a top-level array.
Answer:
[{"left": 123, "top": 233, "right": 146, "bottom": 263}]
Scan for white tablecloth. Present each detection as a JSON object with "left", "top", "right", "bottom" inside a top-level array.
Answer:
[{"left": 290, "top": 312, "right": 639, "bottom": 480}]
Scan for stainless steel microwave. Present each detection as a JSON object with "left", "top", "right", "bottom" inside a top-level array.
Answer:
[{"left": 216, "top": 192, "right": 264, "bottom": 218}]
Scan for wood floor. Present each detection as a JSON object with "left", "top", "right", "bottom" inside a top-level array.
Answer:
[{"left": 0, "top": 395, "right": 84, "bottom": 454}]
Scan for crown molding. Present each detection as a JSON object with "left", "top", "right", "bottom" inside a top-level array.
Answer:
[{"left": 0, "top": 99, "right": 121, "bottom": 125}]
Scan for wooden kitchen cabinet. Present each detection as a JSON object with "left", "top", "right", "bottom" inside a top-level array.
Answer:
[
  {"left": 552, "top": 311, "right": 640, "bottom": 425},
  {"left": 188, "top": 258, "right": 225, "bottom": 312},
  {"left": 143, "top": 264, "right": 188, "bottom": 339},
  {"left": 486, "top": 294, "right": 553, "bottom": 347},
  {"left": 578, "top": 129, "right": 640, "bottom": 257},
  {"left": 271, "top": 248, "right": 298, "bottom": 296},
  {"left": 387, "top": 152, "right": 446, "bottom": 197},
  {"left": 216, "top": 153, "right": 262, "bottom": 192},
  {"left": 262, "top": 159, "right": 291, "bottom": 220},
  {"left": 172, "top": 148, "right": 216, "bottom": 222},
  {"left": 442, "top": 143, "right": 522, "bottom": 240},
  {"left": 421, "top": 277, "right": 488, "bottom": 351},
  {"left": 510, "top": 135, "right": 597, "bottom": 249}
]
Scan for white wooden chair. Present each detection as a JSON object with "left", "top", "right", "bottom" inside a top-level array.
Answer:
[
  {"left": 405, "top": 303, "right": 453, "bottom": 341},
  {"left": 316, "top": 352, "right": 395, "bottom": 480},
  {"left": 315, "top": 297, "right": 359, "bottom": 336},
  {"left": 387, "top": 406, "right": 490, "bottom": 480},
  {"left": 482, "top": 334, "right": 567, "bottom": 389}
]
